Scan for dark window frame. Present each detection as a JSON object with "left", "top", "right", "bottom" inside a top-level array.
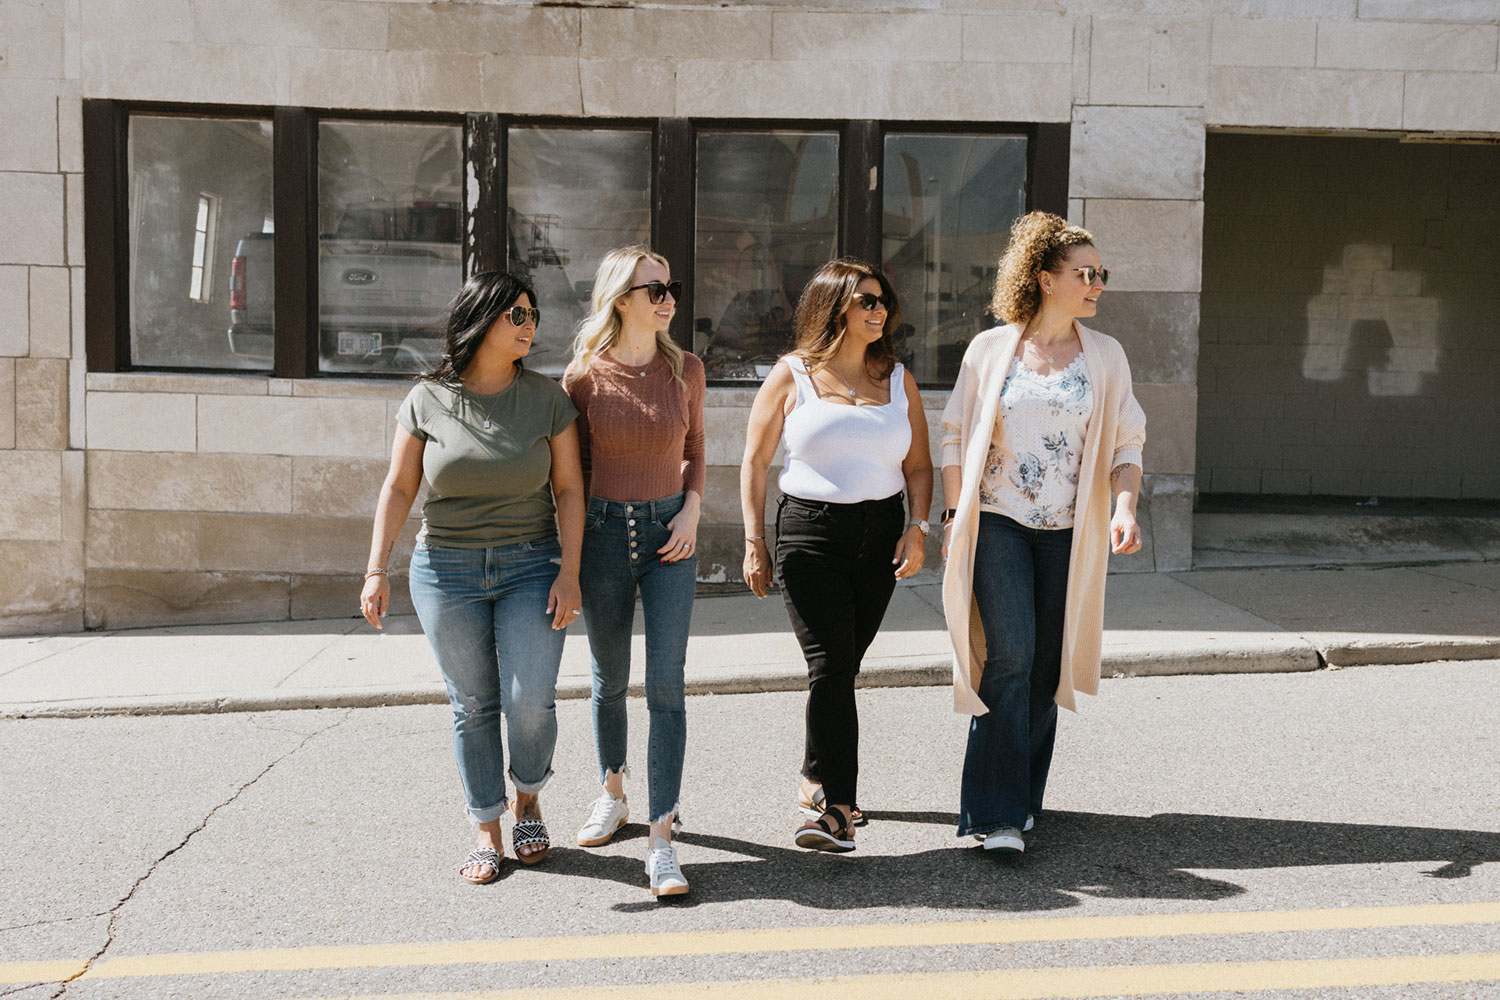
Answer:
[{"left": 85, "top": 100, "right": 1067, "bottom": 387}]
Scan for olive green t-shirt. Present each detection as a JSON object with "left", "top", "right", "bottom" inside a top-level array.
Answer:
[{"left": 397, "top": 370, "right": 578, "bottom": 548}]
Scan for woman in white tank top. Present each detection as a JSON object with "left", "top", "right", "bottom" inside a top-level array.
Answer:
[{"left": 740, "top": 257, "right": 934, "bottom": 852}]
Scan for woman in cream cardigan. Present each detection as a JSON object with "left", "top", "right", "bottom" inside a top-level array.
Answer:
[{"left": 939, "top": 211, "right": 1146, "bottom": 854}]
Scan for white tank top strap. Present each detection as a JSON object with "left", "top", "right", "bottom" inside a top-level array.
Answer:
[
  {"left": 781, "top": 355, "right": 814, "bottom": 408},
  {"left": 888, "top": 362, "right": 907, "bottom": 408}
]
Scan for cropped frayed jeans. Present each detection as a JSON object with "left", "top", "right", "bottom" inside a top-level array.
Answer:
[
  {"left": 580, "top": 492, "right": 695, "bottom": 824},
  {"left": 775, "top": 491, "right": 904, "bottom": 809},
  {"left": 957, "top": 512, "right": 1071, "bottom": 838},
  {"left": 408, "top": 537, "right": 566, "bottom": 825}
]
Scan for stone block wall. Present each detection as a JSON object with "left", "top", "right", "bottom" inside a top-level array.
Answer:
[
  {"left": 2, "top": 1, "right": 1498, "bottom": 631},
  {"left": 1198, "top": 133, "right": 1500, "bottom": 499}
]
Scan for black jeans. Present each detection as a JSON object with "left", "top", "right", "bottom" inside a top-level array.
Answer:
[{"left": 775, "top": 491, "right": 905, "bottom": 808}]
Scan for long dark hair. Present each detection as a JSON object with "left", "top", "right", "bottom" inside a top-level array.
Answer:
[
  {"left": 420, "top": 270, "right": 536, "bottom": 385},
  {"left": 792, "top": 257, "right": 900, "bottom": 380}
]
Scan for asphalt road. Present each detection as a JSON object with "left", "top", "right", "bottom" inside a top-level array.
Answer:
[{"left": 3, "top": 660, "right": 1498, "bottom": 999}]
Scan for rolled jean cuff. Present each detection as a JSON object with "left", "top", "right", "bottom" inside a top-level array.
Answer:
[
  {"left": 467, "top": 798, "right": 509, "bottom": 825},
  {"left": 509, "top": 767, "right": 553, "bottom": 796}
]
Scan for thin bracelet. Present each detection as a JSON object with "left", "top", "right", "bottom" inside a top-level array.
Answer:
[
  {"left": 745, "top": 535, "right": 764, "bottom": 541},
  {"left": 364, "top": 568, "right": 388, "bottom": 579}
]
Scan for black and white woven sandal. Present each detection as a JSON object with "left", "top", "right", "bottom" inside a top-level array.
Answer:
[
  {"left": 458, "top": 846, "right": 501, "bottom": 884},
  {"left": 513, "top": 819, "right": 551, "bottom": 865}
]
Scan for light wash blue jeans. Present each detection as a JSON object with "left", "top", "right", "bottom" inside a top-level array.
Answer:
[
  {"left": 579, "top": 492, "right": 695, "bottom": 823},
  {"left": 408, "top": 537, "right": 566, "bottom": 824}
]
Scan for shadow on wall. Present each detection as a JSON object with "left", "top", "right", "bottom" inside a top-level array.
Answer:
[{"left": 1302, "top": 243, "right": 1439, "bottom": 397}]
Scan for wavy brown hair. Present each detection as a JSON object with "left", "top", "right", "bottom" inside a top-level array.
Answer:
[
  {"left": 990, "top": 211, "right": 1095, "bottom": 327},
  {"left": 792, "top": 257, "right": 900, "bottom": 380}
]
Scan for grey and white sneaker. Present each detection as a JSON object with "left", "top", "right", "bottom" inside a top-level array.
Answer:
[
  {"left": 981, "top": 827, "right": 1025, "bottom": 853},
  {"left": 974, "top": 814, "right": 1033, "bottom": 842},
  {"left": 576, "top": 793, "right": 629, "bottom": 847},
  {"left": 645, "top": 838, "right": 689, "bottom": 897}
]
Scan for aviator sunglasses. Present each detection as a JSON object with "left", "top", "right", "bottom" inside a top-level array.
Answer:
[
  {"left": 505, "top": 305, "right": 541, "bottom": 326},
  {"left": 1070, "top": 266, "right": 1110, "bottom": 285},
  {"left": 852, "top": 292, "right": 892, "bottom": 311},
  {"left": 626, "top": 280, "right": 682, "bottom": 304}
]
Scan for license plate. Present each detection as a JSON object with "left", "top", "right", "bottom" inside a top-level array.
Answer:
[{"left": 338, "top": 331, "right": 381, "bottom": 355}]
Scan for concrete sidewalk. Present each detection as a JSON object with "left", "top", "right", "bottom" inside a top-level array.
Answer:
[{"left": 1, "top": 563, "right": 1496, "bottom": 719}]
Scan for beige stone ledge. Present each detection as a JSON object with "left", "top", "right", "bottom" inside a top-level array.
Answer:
[
  {"left": 79, "top": 0, "right": 192, "bottom": 45},
  {"left": 286, "top": 48, "right": 484, "bottom": 114},
  {"left": 1090, "top": 18, "right": 1210, "bottom": 107},
  {"left": 581, "top": 61, "right": 677, "bottom": 118},
  {"left": 0, "top": 450, "right": 62, "bottom": 541},
  {"left": 961, "top": 12, "right": 1074, "bottom": 64},
  {"left": 27, "top": 266, "right": 70, "bottom": 359},
  {"left": 1209, "top": 16, "right": 1316, "bottom": 68},
  {"left": 1071, "top": 106, "right": 1205, "bottom": 201},
  {"left": 86, "top": 391, "right": 198, "bottom": 452},
  {"left": 773, "top": 12, "right": 961, "bottom": 62},
  {"left": 583, "top": 8, "right": 768, "bottom": 60},
  {"left": 191, "top": 0, "right": 389, "bottom": 50},
  {"left": 1357, "top": 0, "right": 1500, "bottom": 20},
  {"left": 0, "top": 80, "right": 60, "bottom": 173},
  {"left": 290, "top": 456, "right": 391, "bottom": 518},
  {"left": 291, "top": 378, "right": 411, "bottom": 400},
  {"left": 390, "top": 5, "right": 578, "bottom": 56},
  {"left": 1207, "top": 67, "right": 1404, "bottom": 130},
  {"left": 83, "top": 41, "right": 282, "bottom": 107},
  {"left": 14, "top": 358, "right": 67, "bottom": 451},
  {"left": 0, "top": 173, "right": 64, "bottom": 266},
  {"left": 87, "top": 509, "right": 198, "bottom": 571},
  {"left": 85, "top": 371, "right": 269, "bottom": 395},
  {"left": 1317, "top": 20, "right": 1497, "bottom": 72},
  {"left": 1404, "top": 72, "right": 1500, "bottom": 132},
  {"left": 0, "top": 360, "right": 14, "bottom": 449},
  {"left": 0, "top": 608, "right": 83, "bottom": 638},
  {"left": 88, "top": 451, "right": 293, "bottom": 514},
  {"left": 198, "top": 395, "right": 389, "bottom": 458},
  {"left": 480, "top": 55, "right": 583, "bottom": 115},
  {"left": 0, "top": 266, "right": 27, "bottom": 356},
  {"left": 84, "top": 569, "right": 290, "bottom": 631},
  {"left": 1082, "top": 199, "right": 1203, "bottom": 294},
  {"left": 1134, "top": 383, "right": 1197, "bottom": 477},
  {"left": 1, "top": 541, "right": 80, "bottom": 617},
  {"left": 196, "top": 512, "right": 408, "bottom": 574},
  {"left": 891, "top": 60, "right": 1073, "bottom": 121}
]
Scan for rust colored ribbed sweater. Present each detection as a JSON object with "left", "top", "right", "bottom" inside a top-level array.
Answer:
[{"left": 564, "top": 350, "right": 706, "bottom": 502}]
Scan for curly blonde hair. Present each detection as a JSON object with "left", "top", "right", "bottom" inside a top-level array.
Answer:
[{"left": 990, "top": 211, "right": 1095, "bottom": 327}]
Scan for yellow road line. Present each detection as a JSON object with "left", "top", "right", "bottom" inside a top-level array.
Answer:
[
  {"left": 1, "top": 900, "right": 1497, "bottom": 984},
  {"left": 285, "top": 951, "right": 1500, "bottom": 999}
]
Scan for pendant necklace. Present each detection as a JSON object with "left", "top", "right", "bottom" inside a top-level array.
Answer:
[{"left": 467, "top": 376, "right": 510, "bottom": 430}]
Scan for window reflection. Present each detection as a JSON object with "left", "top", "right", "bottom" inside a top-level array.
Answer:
[
  {"left": 129, "top": 116, "right": 274, "bottom": 370},
  {"left": 882, "top": 133, "right": 1027, "bottom": 384},
  {"left": 695, "top": 131, "right": 839, "bottom": 381},
  {"left": 316, "top": 121, "right": 463, "bottom": 375},
  {"left": 507, "top": 128, "right": 652, "bottom": 377}
]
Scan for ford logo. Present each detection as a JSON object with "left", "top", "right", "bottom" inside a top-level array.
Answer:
[{"left": 343, "top": 269, "right": 377, "bottom": 285}]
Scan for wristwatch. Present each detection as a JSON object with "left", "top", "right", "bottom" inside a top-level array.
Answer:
[{"left": 908, "top": 519, "right": 930, "bottom": 536}]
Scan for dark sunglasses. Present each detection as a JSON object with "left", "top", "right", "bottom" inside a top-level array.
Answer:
[
  {"left": 505, "top": 305, "right": 541, "bottom": 326},
  {"left": 852, "top": 292, "right": 892, "bottom": 311},
  {"left": 1071, "top": 266, "right": 1110, "bottom": 285},
  {"left": 626, "top": 280, "right": 682, "bottom": 304}
]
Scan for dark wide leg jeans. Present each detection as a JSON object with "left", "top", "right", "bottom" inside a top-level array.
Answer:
[
  {"left": 775, "top": 491, "right": 905, "bottom": 809},
  {"left": 957, "top": 512, "right": 1072, "bottom": 838}
]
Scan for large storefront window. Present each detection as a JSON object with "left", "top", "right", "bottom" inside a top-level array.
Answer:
[
  {"left": 882, "top": 133, "right": 1028, "bottom": 384},
  {"left": 507, "top": 128, "right": 652, "bottom": 377},
  {"left": 93, "top": 104, "right": 1059, "bottom": 385},
  {"left": 128, "top": 116, "right": 274, "bottom": 370},
  {"left": 694, "top": 131, "right": 840, "bottom": 380},
  {"left": 315, "top": 120, "right": 463, "bottom": 375}
]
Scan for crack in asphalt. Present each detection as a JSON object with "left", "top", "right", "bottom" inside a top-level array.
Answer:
[
  {"left": 48, "top": 709, "right": 352, "bottom": 998},
  {"left": 0, "top": 912, "right": 110, "bottom": 934}
]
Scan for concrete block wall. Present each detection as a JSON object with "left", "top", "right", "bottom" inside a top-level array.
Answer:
[
  {"left": 2, "top": 0, "right": 1498, "bottom": 631},
  {"left": 1197, "top": 133, "right": 1500, "bottom": 500}
]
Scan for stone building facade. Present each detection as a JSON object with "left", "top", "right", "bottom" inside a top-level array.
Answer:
[{"left": 1, "top": 0, "right": 1497, "bottom": 634}]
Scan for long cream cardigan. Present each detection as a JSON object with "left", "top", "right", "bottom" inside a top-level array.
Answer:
[{"left": 939, "top": 322, "right": 1146, "bottom": 716}]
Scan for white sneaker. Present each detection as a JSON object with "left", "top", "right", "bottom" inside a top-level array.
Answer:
[
  {"left": 645, "top": 838, "right": 689, "bottom": 897},
  {"left": 982, "top": 827, "right": 1025, "bottom": 853},
  {"left": 974, "top": 815, "right": 1033, "bottom": 841},
  {"left": 576, "top": 793, "right": 629, "bottom": 847}
]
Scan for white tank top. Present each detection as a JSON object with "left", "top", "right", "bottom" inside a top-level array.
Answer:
[{"left": 778, "top": 356, "right": 911, "bottom": 503}]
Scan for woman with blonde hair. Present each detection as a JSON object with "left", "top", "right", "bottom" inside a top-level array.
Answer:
[
  {"left": 563, "top": 246, "right": 705, "bottom": 898},
  {"left": 741, "top": 257, "right": 933, "bottom": 852},
  {"left": 939, "top": 211, "right": 1146, "bottom": 853}
]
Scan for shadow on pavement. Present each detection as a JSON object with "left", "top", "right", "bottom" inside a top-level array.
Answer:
[{"left": 538, "top": 810, "right": 1500, "bottom": 913}]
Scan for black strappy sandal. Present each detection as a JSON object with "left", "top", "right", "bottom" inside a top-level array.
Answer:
[
  {"left": 458, "top": 846, "right": 501, "bottom": 884},
  {"left": 793, "top": 809, "right": 856, "bottom": 852},
  {"left": 513, "top": 819, "right": 551, "bottom": 865}
]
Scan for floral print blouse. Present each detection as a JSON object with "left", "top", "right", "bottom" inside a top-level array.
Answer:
[{"left": 978, "top": 353, "right": 1094, "bottom": 529}]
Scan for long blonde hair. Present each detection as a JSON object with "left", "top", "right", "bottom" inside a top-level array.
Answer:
[
  {"left": 990, "top": 211, "right": 1095, "bottom": 327},
  {"left": 565, "top": 245, "right": 685, "bottom": 387}
]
